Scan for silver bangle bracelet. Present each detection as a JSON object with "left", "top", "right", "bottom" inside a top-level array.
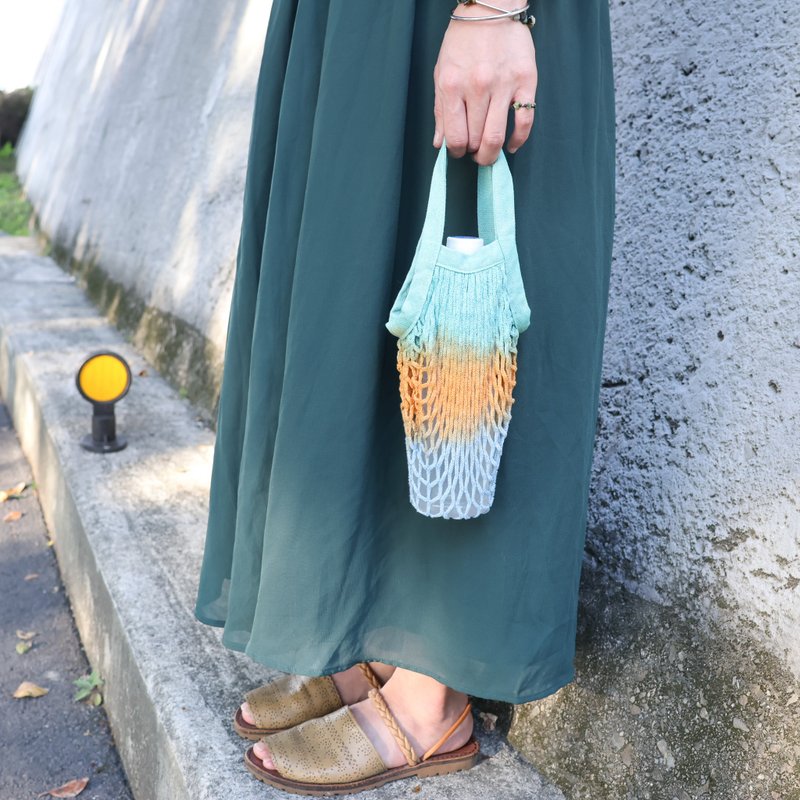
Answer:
[
  {"left": 451, "top": 1, "right": 535, "bottom": 27},
  {"left": 455, "top": 0, "right": 526, "bottom": 14}
]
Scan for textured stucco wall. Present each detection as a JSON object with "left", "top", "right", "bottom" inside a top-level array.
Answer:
[
  {"left": 16, "top": 0, "right": 272, "bottom": 350},
  {"left": 15, "top": 0, "right": 799, "bottom": 682},
  {"left": 592, "top": 0, "right": 799, "bottom": 676}
]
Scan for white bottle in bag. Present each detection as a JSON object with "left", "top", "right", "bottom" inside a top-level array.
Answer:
[{"left": 446, "top": 235, "right": 484, "bottom": 254}]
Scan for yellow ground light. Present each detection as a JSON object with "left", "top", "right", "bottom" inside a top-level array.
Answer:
[{"left": 78, "top": 354, "right": 129, "bottom": 403}]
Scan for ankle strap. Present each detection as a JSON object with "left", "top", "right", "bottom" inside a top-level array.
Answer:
[
  {"left": 367, "top": 688, "right": 472, "bottom": 767},
  {"left": 421, "top": 701, "right": 473, "bottom": 762}
]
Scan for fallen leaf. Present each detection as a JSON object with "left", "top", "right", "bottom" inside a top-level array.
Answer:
[
  {"left": 24, "top": 573, "right": 40, "bottom": 580},
  {"left": 13, "top": 681, "right": 49, "bottom": 698},
  {"left": 46, "top": 538, "right": 55, "bottom": 547},
  {"left": 0, "top": 481, "right": 27, "bottom": 502},
  {"left": 3, "top": 510, "right": 22, "bottom": 522},
  {"left": 16, "top": 641, "right": 33, "bottom": 655},
  {"left": 91, "top": 692, "right": 103, "bottom": 706},
  {"left": 36, "top": 777, "right": 90, "bottom": 797},
  {"left": 16, "top": 630, "right": 37, "bottom": 640}
]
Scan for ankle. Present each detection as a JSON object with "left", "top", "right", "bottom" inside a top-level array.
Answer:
[
  {"left": 380, "top": 669, "right": 469, "bottom": 726},
  {"left": 384, "top": 684, "right": 469, "bottom": 727},
  {"left": 381, "top": 666, "right": 449, "bottom": 700}
]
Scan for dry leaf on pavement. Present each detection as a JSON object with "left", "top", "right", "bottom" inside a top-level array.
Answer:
[
  {"left": 3, "top": 509, "right": 22, "bottom": 522},
  {"left": 0, "top": 481, "right": 27, "bottom": 502},
  {"left": 36, "top": 777, "right": 90, "bottom": 797},
  {"left": 12, "top": 681, "right": 49, "bottom": 698}
]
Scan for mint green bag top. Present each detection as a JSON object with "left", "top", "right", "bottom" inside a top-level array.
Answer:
[{"left": 385, "top": 138, "right": 532, "bottom": 519}]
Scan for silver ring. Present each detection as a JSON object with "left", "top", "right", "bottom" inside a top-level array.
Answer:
[{"left": 511, "top": 100, "right": 536, "bottom": 110}]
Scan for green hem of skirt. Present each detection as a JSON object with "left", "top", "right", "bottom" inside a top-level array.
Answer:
[{"left": 194, "top": 607, "right": 575, "bottom": 706}]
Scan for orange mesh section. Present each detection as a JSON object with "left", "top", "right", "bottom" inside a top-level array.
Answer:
[{"left": 397, "top": 332, "right": 518, "bottom": 446}]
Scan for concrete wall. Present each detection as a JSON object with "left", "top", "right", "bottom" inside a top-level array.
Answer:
[
  {"left": 16, "top": 0, "right": 272, "bottom": 412},
  {"left": 592, "top": 0, "right": 799, "bottom": 678},
  {"left": 16, "top": 0, "right": 799, "bottom": 689}
]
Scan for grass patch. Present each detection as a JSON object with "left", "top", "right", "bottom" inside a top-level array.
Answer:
[{"left": 0, "top": 142, "right": 33, "bottom": 235}]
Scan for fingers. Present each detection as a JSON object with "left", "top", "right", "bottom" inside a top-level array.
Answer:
[
  {"left": 432, "top": 40, "right": 537, "bottom": 162},
  {"left": 507, "top": 101, "right": 535, "bottom": 155},
  {"left": 436, "top": 90, "right": 536, "bottom": 163},
  {"left": 472, "top": 88, "right": 514, "bottom": 166},
  {"left": 433, "top": 58, "right": 472, "bottom": 157},
  {"left": 507, "top": 66, "right": 537, "bottom": 154},
  {"left": 437, "top": 77, "right": 470, "bottom": 158},
  {"left": 434, "top": 77, "right": 496, "bottom": 161},
  {"left": 433, "top": 87, "right": 444, "bottom": 149},
  {"left": 464, "top": 68, "right": 492, "bottom": 156}
]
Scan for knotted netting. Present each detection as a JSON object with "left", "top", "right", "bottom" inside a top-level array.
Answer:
[{"left": 395, "top": 262, "right": 520, "bottom": 519}]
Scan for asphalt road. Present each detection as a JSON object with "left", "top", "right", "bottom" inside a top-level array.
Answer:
[{"left": 0, "top": 401, "right": 132, "bottom": 800}]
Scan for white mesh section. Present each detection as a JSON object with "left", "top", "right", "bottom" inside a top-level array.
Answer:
[{"left": 405, "top": 417, "right": 510, "bottom": 519}]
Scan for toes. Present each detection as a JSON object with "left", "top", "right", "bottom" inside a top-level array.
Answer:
[
  {"left": 252, "top": 740, "right": 274, "bottom": 771},
  {"left": 240, "top": 701, "right": 255, "bottom": 726}
]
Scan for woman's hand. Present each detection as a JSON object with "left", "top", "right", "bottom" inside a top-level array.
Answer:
[{"left": 433, "top": 2, "right": 538, "bottom": 165}]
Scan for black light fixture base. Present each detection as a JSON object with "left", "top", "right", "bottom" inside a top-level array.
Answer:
[{"left": 79, "top": 432, "right": 128, "bottom": 453}]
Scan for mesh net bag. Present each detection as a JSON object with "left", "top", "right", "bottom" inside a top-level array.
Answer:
[{"left": 385, "top": 139, "right": 532, "bottom": 519}]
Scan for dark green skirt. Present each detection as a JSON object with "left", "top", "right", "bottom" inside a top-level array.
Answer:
[{"left": 194, "top": 0, "right": 615, "bottom": 704}]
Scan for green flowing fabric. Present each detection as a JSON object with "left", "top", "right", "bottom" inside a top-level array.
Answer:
[{"left": 194, "top": 0, "right": 615, "bottom": 704}]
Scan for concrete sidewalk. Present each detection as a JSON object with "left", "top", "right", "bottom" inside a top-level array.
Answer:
[{"left": 0, "top": 235, "right": 563, "bottom": 800}]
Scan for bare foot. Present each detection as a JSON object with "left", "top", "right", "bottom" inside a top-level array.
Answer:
[
  {"left": 252, "top": 667, "right": 473, "bottom": 773},
  {"left": 240, "top": 661, "right": 395, "bottom": 727}
]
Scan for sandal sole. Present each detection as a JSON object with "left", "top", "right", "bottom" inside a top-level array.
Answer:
[
  {"left": 232, "top": 706, "right": 287, "bottom": 741},
  {"left": 243, "top": 738, "right": 480, "bottom": 796}
]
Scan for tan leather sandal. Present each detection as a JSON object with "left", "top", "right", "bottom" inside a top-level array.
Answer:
[
  {"left": 243, "top": 687, "right": 480, "bottom": 795},
  {"left": 233, "top": 663, "right": 384, "bottom": 740}
]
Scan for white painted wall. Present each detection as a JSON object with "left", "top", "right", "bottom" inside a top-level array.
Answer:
[{"left": 15, "top": 0, "right": 800, "bottom": 677}]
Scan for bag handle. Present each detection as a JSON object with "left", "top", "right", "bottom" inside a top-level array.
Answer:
[
  {"left": 416, "top": 135, "right": 517, "bottom": 265},
  {"left": 385, "top": 137, "right": 530, "bottom": 339}
]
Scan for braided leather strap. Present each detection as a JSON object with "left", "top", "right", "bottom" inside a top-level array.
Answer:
[
  {"left": 357, "top": 662, "right": 383, "bottom": 692},
  {"left": 368, "top": 689, "right": 420, "bottom": 767},
  {"left": 367, "top": 689, "right": 475, "bottom": 769}
]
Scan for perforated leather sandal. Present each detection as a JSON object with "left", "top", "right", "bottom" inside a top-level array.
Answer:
[
  {"left": 243, "top": 687, "right": 480, "bottom": 796},
  {"left": 233, "top": 663, "right": 384, "bottom": 741}
]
